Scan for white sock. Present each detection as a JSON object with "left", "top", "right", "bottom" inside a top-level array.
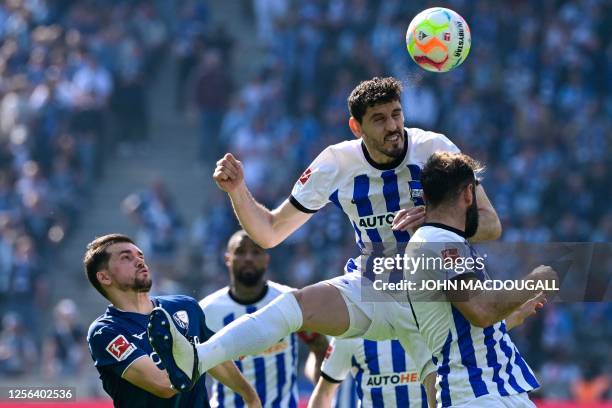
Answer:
[{"left": 196, "top": 292, "right": 303, "bottom": 373}]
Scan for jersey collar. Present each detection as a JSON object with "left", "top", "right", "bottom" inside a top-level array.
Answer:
[
  {"left": 228, "top": 283, "right": 270, "bottom": 306},
  {"left": 422, "top": 222, "right": 467, "bottom": 238},
  {"left": 108, "top": 299, "right": 156, "bottom": 316},
  {"left": 360, "top": 129, "right": 408, "bottom": 170}
]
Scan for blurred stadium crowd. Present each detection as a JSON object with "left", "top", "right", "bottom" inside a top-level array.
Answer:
[
  {"left": 0, "top": 0, "right": 610, "bottom": 403},
  {"left": 0, "top": 0, "right": 165, "bottom": 379}
]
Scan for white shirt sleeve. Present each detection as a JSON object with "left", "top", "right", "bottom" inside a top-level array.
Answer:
[
  {"left": 320, "top": 338, "right": 359, "bottom": 383},
  {"left": 413, "top": 228, "right": 475, "bottom": 281},
  {"left": 439, "top": 241, "right": 477, "bottom": 280},
  {"left": 290, "top": 147, "right": 339, "bottom": 213}
]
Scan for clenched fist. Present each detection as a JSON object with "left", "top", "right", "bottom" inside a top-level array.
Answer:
[{"left": 213, "top": 153, "right": 245, "bottom": 193}]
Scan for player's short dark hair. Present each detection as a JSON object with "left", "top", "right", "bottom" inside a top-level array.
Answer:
[
  {"left": 421, "top": 152, "right": 483, "bottom": 208},
  {"left": 227, "top": 229, "right": 247, "bottom": 252},
  {"left": 226, "top": 230, "right": 265, "bottom": 254},
  {"left": 348, "top": 77, "right": 403, "bottom": 123},
  {"left": 83, "top": 234, "right": 135, "bottom": 299}
]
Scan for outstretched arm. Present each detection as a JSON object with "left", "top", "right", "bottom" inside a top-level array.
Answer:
[
  {"left": 308, "top": 376, "right": 341, "bottom": 408},
  {"left": 208, "top": 360, "right": 261, "bottom": 408},
  {"left": 448, "top": 265, "right": 557, "bottom": 328},
  {"left": 214, "top": 153, "right": 312, "bottom": 248}
]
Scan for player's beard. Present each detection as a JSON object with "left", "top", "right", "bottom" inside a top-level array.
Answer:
[
  {"left": 235, "top": 266, "right": 266, "bottom": 287},
  {"left": 464, "top": 186, "right": 479, "bottom": 238},
  {"left": 133, "top": 274, "right": 153, "bottom": 292},
  {"left": 369, "top": 130, "right": 406, "bottom": 161}
]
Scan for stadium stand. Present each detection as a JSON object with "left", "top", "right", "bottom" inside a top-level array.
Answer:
[{"left": 0, "top": 0, "right": 166, "bottom": 376}]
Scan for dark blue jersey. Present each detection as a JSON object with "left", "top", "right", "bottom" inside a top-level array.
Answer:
[{"left": 87, "top": 295, "right": 214, "bottom": 408}]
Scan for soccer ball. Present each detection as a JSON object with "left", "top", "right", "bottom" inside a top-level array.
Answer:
[{"left": 406, "top": 7, "right": 471, "bottom": 73}]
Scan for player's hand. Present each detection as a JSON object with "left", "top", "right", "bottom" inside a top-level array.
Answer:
[
  {"left": 532, "top": 265, "right": 560, "bottom": 296},
  {"left": 213, "top": 153, "right": 245, "bottom": 193},
  {"left": 392, "top": 206, "right": 426, "bottom": 231},
  {"left": 506, "top": 292, "right": 547, "bottom": 330}
]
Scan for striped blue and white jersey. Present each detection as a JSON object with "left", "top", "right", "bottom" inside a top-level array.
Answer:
[
  {"left": 322, "top": 338, "right": 427, "bottom": 408},
  {"left": 200, "top": 282, "right": 299, "bottom": 408},
  {"left": 290, "top": 128, "right": 459, "bottom": 268},
  {"left": 407, "top": 225, "right": 540, "bottom": 408}
]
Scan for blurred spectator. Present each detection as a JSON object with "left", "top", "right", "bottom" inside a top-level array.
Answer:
[
  {"left": 110, "top": 41, "right": 149, "bottom": 152},
  {"left": 539, "top": 351, "right": 581, "bottom": 399},
  {"left": 541, "top": 303, "right": 575, "bottom": 353},
  {"left": 134, "top": 3, "right": 168, "bottom": 78},
  {"left": 572, "top": 361, "right": 611, "bottom": 403},
  {"left": 3, "top": 235, "right": 46, "bottom": 332},
  {"left": 253, "top": 0, "right": 289, "bottom": 44},
  {"left": 41, "top": 299, "right": 87, "bottom": 378},
  {"left": 173, "top": 0, "right": 208, "bottom": 111},
  {"left": 122, "top": 179, "right": 185, "bottom": 293},
  {"left": 190, "top": 49, "right": 232, "bottom": 161},
  {"left": 0, "top": 312, "right": 37, "bottom": 377}
]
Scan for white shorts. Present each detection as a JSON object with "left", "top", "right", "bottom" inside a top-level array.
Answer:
[
  {"left": 451, "top": 393, "right": 536, "bottom": 408},
  {"left": 323, "top": 272, "right": 435, "bottom": 381}
]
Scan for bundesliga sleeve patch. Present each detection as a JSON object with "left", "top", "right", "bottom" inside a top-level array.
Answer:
[
  {"left": 324, "top": 344, "right": 334, "bottom": 360},
  {"left": 441, "top": 247, "right": 460, "bottom": 261},
  {"left": 106, "top": 334, "right": 136, "bottom": 361},
  {"left": 298, "top": 168, "right": 312, "bottom": 185}
]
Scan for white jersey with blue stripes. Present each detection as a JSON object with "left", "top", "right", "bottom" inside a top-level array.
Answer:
[
  {"left": 290, "top": 127, "right": 459, "bottom": 264},
  {"left": 200, "top": 282, "right": 299, "bottom": 408},
  {"left": 407, "top": 225, "right": 540, "bottom": 408},
  {"left": 322, "top": 338, "right": 427, "bottom": 408}
]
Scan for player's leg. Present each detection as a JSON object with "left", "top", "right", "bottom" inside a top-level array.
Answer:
[
  {"left": 148, "top": 275, "right": 376, "bottom": 385},
  {"left": 192, "top": 282, "right": 358, "bottom": 373},
  {"left": 300, "top": 280, "right": 382, "bottom": 339},
  {"left": 294, "top": 282, "right": 350, "bottom": 335}
]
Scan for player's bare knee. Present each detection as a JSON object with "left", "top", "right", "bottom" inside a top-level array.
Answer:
[{"left": 293, "top": 287, "right": 326, "bottom": 329}]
